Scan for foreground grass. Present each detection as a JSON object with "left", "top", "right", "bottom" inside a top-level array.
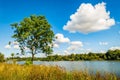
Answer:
[{"left": 0, "top": 63, "right": 119, "bottom": 80}]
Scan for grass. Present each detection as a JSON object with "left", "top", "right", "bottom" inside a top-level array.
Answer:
[{"left": 0, "top": 63, "right": 119, "bottom": 80}]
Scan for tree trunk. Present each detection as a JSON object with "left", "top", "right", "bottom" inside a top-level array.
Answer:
[{"left": 31, "top": 53, "right": 34, "bottom": 64}]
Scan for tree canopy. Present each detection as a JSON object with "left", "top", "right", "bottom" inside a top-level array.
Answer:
[{"left": 11, "top": 15, "right": 54, "bottom": 63}]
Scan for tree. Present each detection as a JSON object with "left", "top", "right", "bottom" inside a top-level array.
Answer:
[
  {"left": 0, "top": 52, "right": 4, "bottom": 62},
  {"left": 11, "top": 53, "right": 14, "bottom": 59},
  {"left": 11, "top": 15, "right": 54, "bottom": 63},
  {"left": 106, "top": 49, "right": 120, "bottom": 60},
  {"left": 16, "top": 53, "right": 19, "bottom": 57}
]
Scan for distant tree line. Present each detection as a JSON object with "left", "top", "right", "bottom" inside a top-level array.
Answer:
[{"left": 7, "top": 49, "right": 120, "bottom": 61}]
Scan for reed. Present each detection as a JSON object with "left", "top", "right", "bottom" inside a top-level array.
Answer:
[{"left": 0, "top": 63, "right": 119, "bottom": 80}]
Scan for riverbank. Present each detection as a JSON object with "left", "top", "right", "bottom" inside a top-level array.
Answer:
[
  {"left": 0, "top": 63, "right": 119, "bottom": 80},
  {"left": 7, "top": 49, "right": 120, "bottom": 61}
]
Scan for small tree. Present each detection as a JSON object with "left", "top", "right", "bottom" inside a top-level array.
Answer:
[
  {"left": 11, "top": 53, "right": 14, "bottom": 59},
  {"left": 0, "top": 52, "right": 4, "bottom": 62},
  {"left": 11, "top": 15, "right": 54, "bottom": 63}
]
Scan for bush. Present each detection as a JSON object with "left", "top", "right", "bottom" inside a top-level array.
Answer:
[
  {"left": 0, "top": 52, "right": 4, "bottom": 62},
  {"left": 25, "top": 60, "right": 33, "bottom": 65}
]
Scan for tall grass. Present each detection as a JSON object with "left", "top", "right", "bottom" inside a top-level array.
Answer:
[{"left": 0, "top": 63, "right": 119, "bottom": 80}]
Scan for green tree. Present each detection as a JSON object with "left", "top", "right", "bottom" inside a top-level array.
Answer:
[
  {"left": 11, "top": 15, "right": 54, "bottom": 63},
  {"left": 106, "top": 49, "right": 120, "bottom": 60},
  {"left": 0, "top": 52, "right": 4, "bottom": 62},
  {"left": 16, "top": 53, "right": 19, "bottom": 55},
  {"left": 11, "top": 53, "right": 14, "bottom": 59}
]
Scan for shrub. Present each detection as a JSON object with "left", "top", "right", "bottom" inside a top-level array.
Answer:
[{"left": 0, "top": 52, "right": 4, "bottom": 62}]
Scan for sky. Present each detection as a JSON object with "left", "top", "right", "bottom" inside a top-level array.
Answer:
[{"left": 0, "top": 0, "right": 120, "bottom": 57}]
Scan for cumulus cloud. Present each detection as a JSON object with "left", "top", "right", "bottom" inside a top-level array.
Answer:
[
  {"left": 55, "top": 33, "right": 70, "bottom": 43},
  {"left": 64, "top": 50, "right": 69, "bottom": 55},
  {"left": 63, "top": 2, "right": 115, "bottom": 34},
  {"left": 99, "top": 42, "right": 108, "bottom": 46},
  {"left": 13, "top": 45, "right": 20, "bottom": 49},
  {"left": 67, "top": 41, "right": 83, "bottom": 51},
  {"left": 110, "top": 46, "right": 120, "bottom": 50},
  {"left": 5, "top": 41, "right": 19, "bottom": 49},
  {"left": 5, "top": 45, "right": 11, "bottom": 49},
  {"left": 53, "top": 43, "right": 59, "bottom": 48},
  {"left": 100, "top": 50, "right": 106, "bottom": 53},
  {"left": 53, "top": 33, "right": 70, "bottom": 48},
  {"left": 13, "top": 41, "right": 19, "bottom": 45},
  {"left": 86, "top": 48, "right": 92, "bottom": 52}
]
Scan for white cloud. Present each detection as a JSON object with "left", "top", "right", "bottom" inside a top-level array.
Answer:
[
  {"left": 67, "top": 41, "right": 83, "bottom": 51},
  {"left": 81, "top": 48, "right": 92, "bottom": 54},
  {"left": 4, "top": 41, "right": 30, "bottom": 51},
  {"left": 86, "top": 48, "right": 92, "bottom": 52},
  {"left": 5, "top": 41, "right": 19, "bottom": 49},
  {"left": 53, "top": 33, "right": 70, "bottom": 48},
  {"left": 63, "top": 2, "right": 115, "bottom": 34},
  {"left": 13, "top": 45, "right": 20, "bottom": 49},
  {"left": 64, "top": 50, "right": 69, "bottom": 55},
  {"left": 99, "top": 42, "right": 108, "bottom": 46},
  {"left": 100, "top": 50, "right": 106, "bottom": 53},
  {"left": 55, "top": 33, "right": 70, "bottom": 43},
  {"left": 5, "top": 45, "right": 11, "bottom": 49},
  {"left": 53, "top": 43, "right": 59, "bottom": 48},
  {"left": 110, "top": 46, "right": 120, "bottom": 50},
  {"left": 13, "top": 41, "right": 19, "bottom": 45}
]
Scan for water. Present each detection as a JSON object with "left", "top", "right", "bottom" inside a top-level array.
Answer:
[{"left": 17, "top": 61, "right": 120, "bottom": 76}]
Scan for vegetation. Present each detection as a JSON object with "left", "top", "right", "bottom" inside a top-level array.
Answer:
[
  {"left": 11, "top": 15, "right": 54, "bottom": 63},
  {"left": 0, "top": 63, "right": 119, "bottom": 80},
  {"left": 7, "top": 49, "right": 120, "bottom": 61},
  {"left": 2, "top": 14, "right": 120, "bottom": 79},
  {"left": 106, "top": 49, "right": 120, "bottom": 60},
  {"left": 0, "top": 52, "right": 4, "bottom": 62},
  {"left": 11, "top": 53, "right": 14, "bottom": 59}
]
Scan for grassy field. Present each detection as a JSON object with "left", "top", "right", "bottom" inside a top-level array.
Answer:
[{"left": 0, "top": 63, "right": 119, "bottom": 80}]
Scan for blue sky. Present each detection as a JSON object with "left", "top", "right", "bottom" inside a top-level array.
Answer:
[{"left": 0, "top": 0, "right": 120, "bottom": 57}]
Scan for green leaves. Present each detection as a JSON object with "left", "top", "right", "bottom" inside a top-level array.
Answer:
[
  {"left": 11, "top": 15, "right": 54, "bottom": 62},
  {"left": 0, "top": 52, "right": 4, "bottom": 62}
]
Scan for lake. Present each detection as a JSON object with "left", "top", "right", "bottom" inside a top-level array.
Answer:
[{"left": 17, "top": 61, "right": 120, "bottom": 76}]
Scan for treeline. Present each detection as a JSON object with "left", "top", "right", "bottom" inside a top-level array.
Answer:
[{"left": 7, "top": 49, "right": 120, "bottom": 61}]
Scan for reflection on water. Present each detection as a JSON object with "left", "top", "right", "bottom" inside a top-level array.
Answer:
[{"left": 17, "top": 61, "right": 120, "bottom": 76}]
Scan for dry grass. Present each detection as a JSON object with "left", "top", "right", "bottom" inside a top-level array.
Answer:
[{"left": 0, "top": 63, "right": 119, "bottom": 80}]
